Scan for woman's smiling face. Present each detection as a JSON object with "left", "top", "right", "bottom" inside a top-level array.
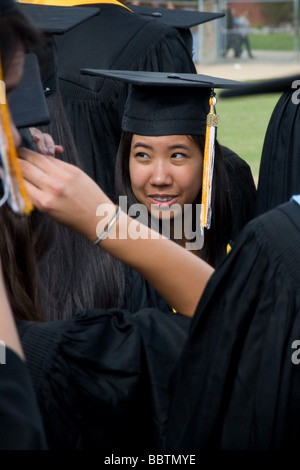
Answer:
[{"left": 129, "top": 134, "right": 203, "bottom": 219}]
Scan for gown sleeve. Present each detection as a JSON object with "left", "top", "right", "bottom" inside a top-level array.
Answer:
[
  {"left": 0, "top": 347, "right": 47, "bottom": 449},
  {"left": 124, "top": 266, "right": 173, "bottom": 314},
  {"left": 166, "top": 200, "right": 300, "bottom": 450},
  {"left": 18, "top": 307, "right": 190, "bottom": 450},
  {"left": 256, "top": 90, "right": 300, "bottom": 215}
]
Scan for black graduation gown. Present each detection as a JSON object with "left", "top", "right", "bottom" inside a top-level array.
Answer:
[
  {"left": 0, "top": 348, "right": 47, "bottom": 450},
  {"left": 166, "top": 200, "right": 300, "bottom": 450},
  {"left": 18, "top": 307, "right": 190, "bottom": 450},
  {"left": 125, "top": 266, "right": 173, "bottom": 314},
  {"left": 54, "top": 3, "right": 196, "bottom": 199},
  {"left": 221, "top": 144, "right": 257, "bottom": 240},
  {"left": 256, "top": 89, "right": 300, "bottom": 216}
]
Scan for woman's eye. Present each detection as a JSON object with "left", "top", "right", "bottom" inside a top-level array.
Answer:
[
  {"left": 171, "top": 153, "right": 186, "bottom": 159},
  {"left": 136, "top": 152, "right": 149, "bottom": 159}
]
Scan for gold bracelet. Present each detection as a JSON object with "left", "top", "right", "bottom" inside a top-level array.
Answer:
[{"left": 92, "top": 205, "right": 120, "bottom": 245}]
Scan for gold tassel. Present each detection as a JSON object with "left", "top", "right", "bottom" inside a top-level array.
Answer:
[
  {"left": 200, "top": 92, "right": 219, "bottom": 230},
  {"left": 0, "top": 56, "right": 33, "bottom": 215}
]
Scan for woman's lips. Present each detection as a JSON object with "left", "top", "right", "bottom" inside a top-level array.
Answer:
[{"left": 148, "top": 195, "right": 179, "bottom": 208}]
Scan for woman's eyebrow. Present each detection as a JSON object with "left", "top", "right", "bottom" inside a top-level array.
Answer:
[
  {"left": 132, "top": 142, "right": 153, "bottom": 150},
  {"left": 132, "top": 143, "right": 191, "bottom": 151},
  {"left": 167, "top": 144, "right": 190, "bottom": 151}
]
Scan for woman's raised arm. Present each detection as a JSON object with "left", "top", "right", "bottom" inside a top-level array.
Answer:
[{"left": 18, "top": 148, "right": 214, "bottom": 317}]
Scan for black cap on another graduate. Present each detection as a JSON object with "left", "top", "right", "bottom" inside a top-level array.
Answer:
[
  {"left": 129, "top": 4, "right": 224, "bottom": 29},
  {"left": 17, "top": 3, "right": 100, "bottom": 97},
  {"left": 220, "top": 74, "right": 300, "bottom": 98},
  {"left": 10, "top": 53, "right": 50, "bottom": 128},
  {"left": 17, "top": 3, "right": 100, "bottom": 34},
  {"left": 129, "top": 5, "right": 224, "bottom": 54},
  {"left": 0, "top": 0, "right": 16, "bottom": 15},
  {"left": 80, "top": 69, "right": 242, "bottom": 136}
]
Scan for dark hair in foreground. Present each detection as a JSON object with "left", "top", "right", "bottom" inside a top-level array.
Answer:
[
  {"left": 0, "top": 207, "right": 45, "bottom": 321},
  {"left": 32, "top": 90, "right": 127, "bottom": 320},
  {"left": 0, "top": 7, "right": 45, "bottom": 322},
  {"left": 115, "top": 132, "right": 233, "bottom": 268}
]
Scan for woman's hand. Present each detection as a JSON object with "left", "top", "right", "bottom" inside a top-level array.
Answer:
[
  {"left": 29, "top": 127, "right": 64, "bottom": 156},
  {"left": 18, "top": 147, "right": 214, "bottom": 317},
  {"left": 18, "top": 147, "right": 112, "bottom": 242}
]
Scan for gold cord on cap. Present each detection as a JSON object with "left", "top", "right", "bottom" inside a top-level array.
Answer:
[
  {"left": 0, "top": 57, "right": 33, "bottom": 215},
  {"left": 200, "top": 91, "right": 219, "bottom": 231}
]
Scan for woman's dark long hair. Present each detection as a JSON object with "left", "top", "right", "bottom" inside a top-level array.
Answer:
[
  {"left": 0, "top": 8, "right": 45, "bottom": 322},
  {"left": 115, "top": 132, "right": 233, "bottom": 268},
  {"left": 32, "top": 90, "right": 127, "bottom": 320},
  {"left": 0, "top": 207, "right": 45, "bottom": 322}
]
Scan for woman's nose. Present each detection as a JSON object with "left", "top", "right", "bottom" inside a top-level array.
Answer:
[{"left": 149, "top": 161, "right": 173, "bottom": 186}]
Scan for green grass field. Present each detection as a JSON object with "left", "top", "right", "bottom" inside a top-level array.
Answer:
[
  {"left": 217, "top": 32, "right": 295, "bottom": 184},
  {"left": 216, "top": 92, "right": 282, "bottom": 185},
  {"left": 249, "top": 33, "right": 294, "bottom": 51}
]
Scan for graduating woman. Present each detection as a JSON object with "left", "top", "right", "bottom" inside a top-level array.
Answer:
[
  {"left": 113, "top": 73, "right": 256, "bottom": 259},
  {"left": 86, "top": 69, "right": 255, "bottom": 312},
  {"left": 112, "top": 71, "right": 233, "bottom": 269}
]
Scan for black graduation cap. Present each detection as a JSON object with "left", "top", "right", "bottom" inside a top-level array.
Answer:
[
  {"left": 129, "top": 4, "right": 224, "bottom": 29},
  {"left": 9, "top": 53, "right": 50, "bottom": 128},
  {"left": 17, "top": 3, "right": 100, "bottom": 97},
  {"left": 0, "top": 0, "right": 16, "bottom": 15},
  {"left": 80, "top": 69, "right": 244, "bottom": 229},
  {"left": 80, "top": 69, "right": 243, "bottom": 135},
  {"left": 220, "top": 74, "right": 300, "bottom": 98},
  {"left": 129, "top": 5, "right": 224, "bottom": 55},
  {"left": 17, "top": 3, "right": 100, "bottom": 34}
]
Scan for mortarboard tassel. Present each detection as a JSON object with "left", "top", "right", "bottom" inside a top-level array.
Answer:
[
  {"left": 200, "top": 92, "right": 219, "bottom": 231},
  {"left": 0, "top": 56, "right": 33, "bottom": 215}
]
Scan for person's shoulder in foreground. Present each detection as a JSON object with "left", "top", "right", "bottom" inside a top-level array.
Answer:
[
  {"left": 166, "top": 198, "right": 300, "bottom": 450},
  {"left": 0, "top": 347, "right": 48, "bottom": 450}
]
